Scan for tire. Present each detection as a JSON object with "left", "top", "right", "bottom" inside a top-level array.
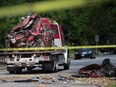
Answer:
[
  {"left": 90, "top": 54, "right": 95, "bottom": 59},
  {"left": 42, "top": 61, "right": 58, "bottom": 72},
  {"left": 15, "top": 68, "right": 22, "bottom": 74},
  {"left": 75, "top": 55, "right": 81, "bottom": 60},
  {"left": 7, "top": 67, "right": 15, "bottom": 74},
  {"left": 64, "top": 61, "right": 70, "bottom": 70},
  {"left": 9, "top": 71, "right": 15, "bottom": 74},
  {"left": 109, "top": 49, "right": 116, "bottom": 54},
  {"left": 16, "top": 70, "right": 21, "bottom": 74},
  {"left": 42, "top": 62, "right": 55, "bottom": 72},
  {"left": 64, "top": 64, "right": 70, "bottom": 70},
  {"left": 90, "top": 57, "right": 95, "bottom": 59},
  {"left": 27, "top": 67, "right": 32, "bottom": 71},
  {"left": 7, "top": 67, "right": 22, "bottom": 74}
]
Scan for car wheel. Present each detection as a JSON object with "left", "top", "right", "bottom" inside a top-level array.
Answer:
[
  {"left": 90, "top": 56, "right": 95, "bottom": 59},
  {"left": 90, "top": 54, "right": 95, "bottom": 59},
  {"left": 75, "top": 56, "right": 81, "bottom": 60}
]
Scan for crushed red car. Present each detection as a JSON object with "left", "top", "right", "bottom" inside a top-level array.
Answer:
[{"left": 5, "top": 13, "right": 54, "bottom": 48}]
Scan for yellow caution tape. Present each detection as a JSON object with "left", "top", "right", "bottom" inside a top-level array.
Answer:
[
  {"left": 0, "top": 45, "right": 116, "bottom": 51},
  {"left": 0, "top": 0, "right": 107, "bottom": 17}
]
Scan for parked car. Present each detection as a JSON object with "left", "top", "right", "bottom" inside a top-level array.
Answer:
[
  {"left": 75, "top": 48, "right": 95, "bottom": 59},
  {"left": 99, "top": 48, "right": 116, "bottom": 54}
]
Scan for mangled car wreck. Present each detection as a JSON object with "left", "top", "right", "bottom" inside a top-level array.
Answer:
[
  {"left": 5, "top": 13, "right": 54, "bottom": 48},
  {"left": 73, "top": 58, "right": 116, "bottom": 77}
]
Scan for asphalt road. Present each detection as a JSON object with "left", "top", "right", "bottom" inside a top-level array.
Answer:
[
  {"left": 70, "top": 54, "right": 116, "bottom": 74},
  {"left": 0, "top": 54, "right": 116, "bottom": 87}
]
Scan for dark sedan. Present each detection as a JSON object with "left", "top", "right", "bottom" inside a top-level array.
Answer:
[{"left": 75, "top": 48, "right": 95, "bottom": 59}]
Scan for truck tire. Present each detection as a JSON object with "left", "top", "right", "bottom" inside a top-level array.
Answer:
[
  {"left": 42, "top": 55, "right": 58, "bottom": 72},
  {"left": 15, "top": 68, "right": 22, "bottom": 74},
  {"left": 64, "top": 64, "right": 69, "bottom": 70},
  {"left": 42, "top": 62, "right": 54, "bottom": 72},
  {"left": 64, "top": 61, "right": 70, "bottom": 70},
  {"left": 16, "top": 70, "right": 22, "bottom": 74},
  {"left": 7, "top": 67, "right": 15, "bottom": 74},
  {"left": 27, "top": 67, "right": 32, "bottom": 71},
  {"left": 9, "top": 71, "right": 15, "bottom": 74},
  {"left": 42, "top": 61, "right": 58, "bottom": 72},
  {"left": 7, "top": 67, "right": 22, "bottom": 74}
]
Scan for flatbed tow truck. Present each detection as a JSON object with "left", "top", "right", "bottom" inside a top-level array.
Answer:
[{"left": 0, "top": 14, "right": 70, "bottom": 73}]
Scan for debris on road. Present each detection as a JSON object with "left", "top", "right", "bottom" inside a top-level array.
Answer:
[
  {"left": 72, "top": 74, "right": 89, "bottom": 77},
  {"left": 109, "top": 77, "right": 116, "bottom": 80},
  {"left": 101, "top": 58, "right": 116, "bottom": 77},
  {"left": 2, "top": 77, "right": 39, "bottom": 82},
  {"left": 0, "top": 74, "right": 116, "bottom": 87},
  {"left": 57, "top": 75, "right": 67, "bottom": 81},
  {"left": 79, "top": 64, "right": 103, "bottom": 78},
  {"left": 72, "top": 58, "right": 116, "bottom": 78}
]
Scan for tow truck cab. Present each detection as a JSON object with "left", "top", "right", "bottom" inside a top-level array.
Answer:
[{"left": 50, "top": 21, "right": 65, "bottom": 47}]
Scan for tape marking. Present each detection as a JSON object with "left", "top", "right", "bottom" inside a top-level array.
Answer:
[{"left": 0, "top": 45, "right": 116, "bottom": 51}]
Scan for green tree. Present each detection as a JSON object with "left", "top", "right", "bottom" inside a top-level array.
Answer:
[{"left": 0, "top": 0, "right": 115, "bottom": 47}]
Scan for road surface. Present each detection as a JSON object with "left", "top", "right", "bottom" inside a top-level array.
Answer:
[{"left": 0, "top": 54, "right": 116, "bottom": 87}]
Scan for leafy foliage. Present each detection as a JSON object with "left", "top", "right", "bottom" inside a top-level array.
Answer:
[{"left": 0, "top": 0, "right": 115, "bottom": 47}]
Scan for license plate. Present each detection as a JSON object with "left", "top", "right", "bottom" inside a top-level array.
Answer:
[
  {"left": 43, "top": 56, "right": 49, "bottom": 61},
  {"left": 81, "top": 54, "right": 84, "bottom": 57}
]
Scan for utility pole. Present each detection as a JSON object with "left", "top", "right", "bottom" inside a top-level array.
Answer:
[{"left": 95, "top": 35, "right": 99, "bottom": 55}]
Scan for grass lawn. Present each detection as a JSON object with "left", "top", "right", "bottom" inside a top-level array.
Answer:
[{"left": 111, "top": 84, "right": 116, "bottom": 87}]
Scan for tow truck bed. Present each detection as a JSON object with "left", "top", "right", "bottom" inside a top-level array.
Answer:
[{"left": 0, "top": 50, "right": 65, "bottom": 55}]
